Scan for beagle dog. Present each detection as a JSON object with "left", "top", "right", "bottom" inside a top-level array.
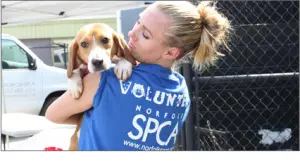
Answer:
[
  {"left": 67, "top": 23, "right": 136, "bottom": 99},
  {"left": 66, "top": 23, "right": 137, "bottom": 150}
]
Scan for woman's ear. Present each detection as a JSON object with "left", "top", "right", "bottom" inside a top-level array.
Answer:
[{"left": 162, "top": 47, "right": 181, "bottom": 60}]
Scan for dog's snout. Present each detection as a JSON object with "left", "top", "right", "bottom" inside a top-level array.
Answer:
[{"left": 92, "top": 59, "right": 103, "bottom": 67}]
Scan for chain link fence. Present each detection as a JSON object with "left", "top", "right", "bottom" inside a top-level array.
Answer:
[{"left": 176, "top": 1, "right": 299, "bottom": 151}]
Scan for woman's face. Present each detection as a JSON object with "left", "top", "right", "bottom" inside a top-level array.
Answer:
[{"left": 127, "top": 5, "right": 173, "bottom": 64}]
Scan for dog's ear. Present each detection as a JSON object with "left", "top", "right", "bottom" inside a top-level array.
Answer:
[
  {"left": 67, "top": 39, "right": 79, "bottom": 78},
  {"left": 112, "top": 32, "right": 137, "bottom": 66}
]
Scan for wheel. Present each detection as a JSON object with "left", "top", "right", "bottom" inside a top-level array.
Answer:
[{"left": 39, "top": 96, "right": 59, "bottom": 116}]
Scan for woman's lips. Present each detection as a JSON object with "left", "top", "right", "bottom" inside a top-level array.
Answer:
[{"left": 128, "top": 39, "right": 135, "bottom": 49}]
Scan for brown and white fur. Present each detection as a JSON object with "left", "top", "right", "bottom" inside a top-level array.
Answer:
[{"left": 66, "top": 23, "right": 136, "bottom": 150}]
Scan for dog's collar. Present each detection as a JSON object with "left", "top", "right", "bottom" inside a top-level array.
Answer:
[{"left": 82, "top": 68, "right": 89, "bottom": 77}]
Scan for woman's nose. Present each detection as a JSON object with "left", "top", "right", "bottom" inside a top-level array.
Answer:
[{"left": 128, "top": 30, "right": 137, "bottom": 41}]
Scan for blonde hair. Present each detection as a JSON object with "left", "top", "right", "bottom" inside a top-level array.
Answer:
[{"left": 153, "top": 1, "right": 232, "bottom": 71}]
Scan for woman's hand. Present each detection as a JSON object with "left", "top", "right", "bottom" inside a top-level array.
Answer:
[{"left": 45, "top": 72, "right": 101, "bottom": 124}]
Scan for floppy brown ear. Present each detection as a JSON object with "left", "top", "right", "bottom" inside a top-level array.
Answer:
[
  {"left": 112, "top": 32, "right": 137, "bottom": 66},
  {"left": 67, "top": 39, "right": 79, "bottom": 78}
]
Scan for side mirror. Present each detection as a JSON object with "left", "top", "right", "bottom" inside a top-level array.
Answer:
[{"left": 28, "top": 57, "right": 37, "bottom": 70}]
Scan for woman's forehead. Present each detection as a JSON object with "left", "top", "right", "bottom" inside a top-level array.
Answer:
[
  {"left": 140, "top": 6, "right": 171, "bottom": 22},
  {"left": 140, "top": 6, "right": 173, "bottom": 36}
]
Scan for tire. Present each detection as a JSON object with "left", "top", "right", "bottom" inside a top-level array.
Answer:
[{"left": 39, "top": 96, "right": 59, "bottom": 116}]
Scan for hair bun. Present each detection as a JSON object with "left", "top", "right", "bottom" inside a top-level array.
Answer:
[
  {"left": 197, "top": 1, "right": 230, "bottom": 45},
  {"left": 197, "top": 1, "right": 213, "bottom": 26},
  {"left": 191, "top": 1, "right": 231, "bottom": 71}
]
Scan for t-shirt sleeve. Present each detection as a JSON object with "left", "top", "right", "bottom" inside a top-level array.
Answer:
[{"left": 92, "top": 67, "right": 115, "bottom": 108}]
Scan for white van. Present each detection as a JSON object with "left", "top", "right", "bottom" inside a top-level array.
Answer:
[{"left": 1, "top": 33, "right": 68, "bottom": 116}]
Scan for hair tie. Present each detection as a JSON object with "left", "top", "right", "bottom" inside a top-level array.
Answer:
[{"left": 201, "top": 16, "right": 207, "bottom": 27}]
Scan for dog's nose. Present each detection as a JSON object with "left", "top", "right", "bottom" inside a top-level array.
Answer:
[{"left": 92, "top": 59, "right": 103, "bottom": 67}]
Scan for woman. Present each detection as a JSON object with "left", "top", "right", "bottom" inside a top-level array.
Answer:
[{"left": 46, "top": 1, "right": 231, "bottom": 150}]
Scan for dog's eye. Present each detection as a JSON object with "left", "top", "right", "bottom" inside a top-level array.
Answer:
[
  {"left": 101, "top": 37, "right": 109, "bottom": 44},
  {"left": 81, "top": 42, "right": 88, "bottom": 48}
]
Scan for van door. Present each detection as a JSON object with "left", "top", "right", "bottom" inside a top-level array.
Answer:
[{"left": 2, "top": 39, "right": 43, "bottom": 115}]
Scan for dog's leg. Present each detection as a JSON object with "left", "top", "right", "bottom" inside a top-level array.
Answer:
[
  {"left": 68, "top": 64, "right": 87, "bottom": 99},
  {"left": 69, "top": 114, "right": 84, "bottom": 151},
  {"left": 114, "top": 58, "right": 133, "bottom": 81}
]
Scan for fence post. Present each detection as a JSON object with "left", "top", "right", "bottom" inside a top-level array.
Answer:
[
  {"left": 182, "top": 63, "right": 195, "bottom": 150},
  {"left": 180, "top": 122, "right": 187, "bottom": 150},
  {"left": 63, "top": 43, "right": 67, "bottom": 69}
]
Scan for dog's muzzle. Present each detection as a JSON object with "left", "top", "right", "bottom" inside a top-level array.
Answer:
[{"left": 92, "top": 59, "right": 103, "bottom": 68}]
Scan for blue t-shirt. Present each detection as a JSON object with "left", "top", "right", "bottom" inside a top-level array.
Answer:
[{"left": 78, "top": 64, "right": 191, "bottom": 151}]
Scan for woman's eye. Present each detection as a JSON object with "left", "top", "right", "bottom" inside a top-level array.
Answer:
[
  {"left": 142, "top": 32, "right": 149, "bottom": 39},
  {"left": 136, "top": 20, "right": 149, "bottom": 39}
]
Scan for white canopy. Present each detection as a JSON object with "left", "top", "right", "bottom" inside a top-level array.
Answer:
[{"left": 2, "top": 1, "right": 152, "bottom": 26}]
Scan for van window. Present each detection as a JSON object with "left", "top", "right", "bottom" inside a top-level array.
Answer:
[
  {"left": 54, "top": 54, "right": 61, "bottom": 63},
  {"left": 2, "top": 39, "right": 29, "bottom": 69}
]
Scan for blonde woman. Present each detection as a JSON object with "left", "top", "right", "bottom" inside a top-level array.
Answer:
[{"left": 46, "top": 1, "right": 231, "bottom": 150}]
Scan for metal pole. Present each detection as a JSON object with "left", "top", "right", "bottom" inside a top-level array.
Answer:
[
  {"left": 182, "top": 63, "right": 195, "bottom": 150},
  {"left": 1, "top": 134, "right": 6, "bottom": 150},
  {"left": 63, "top": 43, "right": 67, "bottom": 69},
  {"left": 180, "top": 123, "right": 187, "bottom": 150}
]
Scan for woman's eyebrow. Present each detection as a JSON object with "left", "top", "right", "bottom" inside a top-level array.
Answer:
[{"left": 138, "top": 13, "right": 153, "bottom": 37}]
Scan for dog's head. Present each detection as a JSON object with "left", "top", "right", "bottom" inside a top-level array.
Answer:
[{"left": 67, "top": 23, "right": 136, "bottom": 78}]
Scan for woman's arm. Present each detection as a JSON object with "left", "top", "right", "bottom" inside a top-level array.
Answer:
[{"left": 45, "top": 71, "right": 101, "bottom": 124}]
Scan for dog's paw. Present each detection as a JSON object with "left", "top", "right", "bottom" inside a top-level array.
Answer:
[
  {"left": 114, "top": 58, "right": 133, "bottom": 81},
  {"left": 68, "top": 75, "right": 83, "bottom": 99}
]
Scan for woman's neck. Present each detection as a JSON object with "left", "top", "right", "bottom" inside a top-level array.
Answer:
[{"left": 153, "top": 59, "right": 175, "bottom": 69}]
